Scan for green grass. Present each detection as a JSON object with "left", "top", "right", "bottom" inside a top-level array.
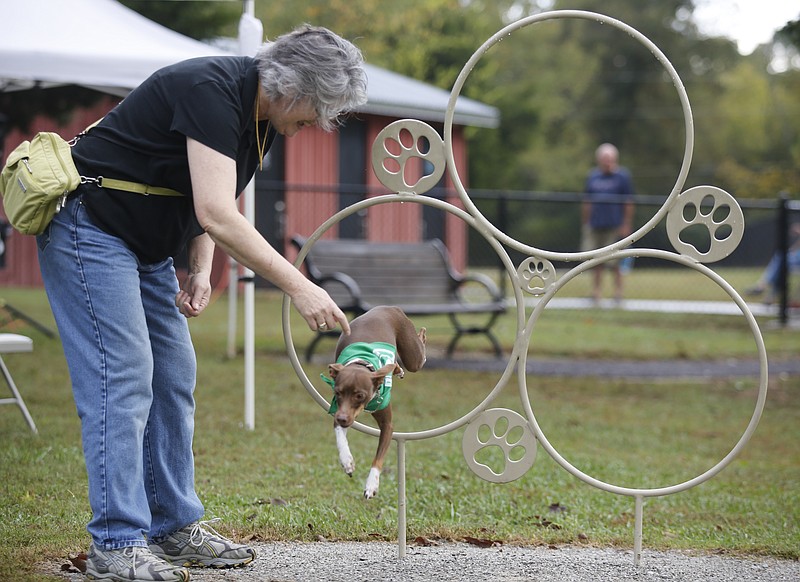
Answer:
[{"left": 0, "top": 280, "right": 798, "bottom": 581}]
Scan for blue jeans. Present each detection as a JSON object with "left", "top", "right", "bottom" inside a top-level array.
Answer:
[
  {"left": 37, "top": 194, "right": 203, "bottom": 549},
  {"left": 764, "top": 249, "right": 800, "bottom": 291}
]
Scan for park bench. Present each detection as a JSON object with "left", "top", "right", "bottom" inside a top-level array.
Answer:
[{"left": 291, "top": 235, "right": 507, "bottom": 360}]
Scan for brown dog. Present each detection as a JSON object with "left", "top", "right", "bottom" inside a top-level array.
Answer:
[{"left": 324, "top": 306, "right": 426, "bottom": 498}]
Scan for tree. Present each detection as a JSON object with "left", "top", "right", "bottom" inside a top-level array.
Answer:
[
  {"left": 465, "top": 0, "right": 704, "bottom": 195},
  {"left": 777, "top": 19, "right": 800, "bottom": 51},
  {"left": 256, "top": 0, "right": 501, "bottom": 92},
  {"left": 117, "top": 0, "right": 240, "bottom": 40}
]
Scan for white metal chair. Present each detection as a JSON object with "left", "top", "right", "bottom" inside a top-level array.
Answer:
[{"left": 0, "top": 333, "right": 37, "bottom": 433}]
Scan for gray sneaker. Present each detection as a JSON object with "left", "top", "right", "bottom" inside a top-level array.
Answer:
[
  {"left": 85, "top": 544, "right": 190, "bottom": 582},
  {"left": 148, "top": 519, "right": 256, "bottom": 569}
]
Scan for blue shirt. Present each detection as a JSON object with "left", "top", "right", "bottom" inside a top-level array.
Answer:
[{"left": 584, "top": 168, "right": 634, "bottom": 229}]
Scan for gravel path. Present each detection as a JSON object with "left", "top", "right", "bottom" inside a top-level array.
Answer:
[
  {"left": 50, "top": 541, "right": 800, "bottom": 582},
  {"left": 47, "top": 352, "right": 798, "bottom": 581}
]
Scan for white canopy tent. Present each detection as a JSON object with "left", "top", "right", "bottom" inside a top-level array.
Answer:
[{"left": 0, "top": 0, "right": 232, "bottom": 94}]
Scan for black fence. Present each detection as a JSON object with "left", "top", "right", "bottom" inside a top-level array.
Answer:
[
  {"left": 465, "top": 189, "right": 798, "bottom": 324},
  {"left": 464, "top": 189, "right": 781, "bottom": 268},
  {"left": 257, "top": 180, "right": 798, "bottom": 323}
]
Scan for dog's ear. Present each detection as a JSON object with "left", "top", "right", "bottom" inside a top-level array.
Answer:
[
  {"left": 328, "top": 363, "right": 345, "bottom": 379},
  {"left": 372, "top": 363, "right": 403, "bottom": 386}
]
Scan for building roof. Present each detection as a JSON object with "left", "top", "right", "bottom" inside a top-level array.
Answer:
[{"left": 361, "top": 64, "right": 499, "bottom": 129}]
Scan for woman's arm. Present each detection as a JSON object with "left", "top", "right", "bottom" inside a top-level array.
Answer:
[
  {"left": 186, "top": 137, "right": 350, "bottom": 333},
  {"left": 175, "top": 233, "right": 215, "bottom": 318}
]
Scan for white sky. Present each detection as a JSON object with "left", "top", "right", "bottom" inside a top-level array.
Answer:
[{"left": 693, "top": 0, "right": 800, "bottom": 54}]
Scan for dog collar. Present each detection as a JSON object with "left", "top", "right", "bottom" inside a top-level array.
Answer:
[{"left": 345, "top": 358, "right": 375, "bottom": 371}]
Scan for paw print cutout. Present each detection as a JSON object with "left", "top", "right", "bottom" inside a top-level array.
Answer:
[
  {"left": 462, "top": 408, "right": 537, "bottom": 483},
  {"left": 517, "top": 257, "right": 556, "bottom": 296},
  {"left": 666, "top": 185, "right": 745, "bottom": 263},
  {"left": 371, "top": 120, "right": 446, "bottom": 195}
]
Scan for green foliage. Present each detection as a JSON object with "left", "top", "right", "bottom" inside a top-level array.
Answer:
[
  {"left": 776, "top": 18, "right": 800, "bottom": 50},
  {"left": 257, "top": 0, "right": 800, "bottom": 200},
  {"left": 257, "top": 0, "right": 501, "bottom": 93},
  {"left": 117, "top": 0, "right": 240, "bottom": 41}
]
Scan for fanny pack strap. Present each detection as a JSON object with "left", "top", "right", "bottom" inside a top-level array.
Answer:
[
  {"left": 77, "top": 175, "right": 183, "bottom": 197},
  {"left": 70, "top": 118, "right": 183, "bottom": 198}
]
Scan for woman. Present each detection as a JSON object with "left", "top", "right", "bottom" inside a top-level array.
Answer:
[{"left": 37, "top": 25, "right": 367, "bottom": 582}]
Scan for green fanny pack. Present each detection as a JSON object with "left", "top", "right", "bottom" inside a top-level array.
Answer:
[{"left": 0, "top": 124, "right": 182, "bottom": 236}]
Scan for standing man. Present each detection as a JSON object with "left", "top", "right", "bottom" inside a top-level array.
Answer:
[{"left": 581, "top": 143, "right": 635, "bottom": 304}]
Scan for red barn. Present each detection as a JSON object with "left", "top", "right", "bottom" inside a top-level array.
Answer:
[
  {"left": 0, "top": 0, "right": 499, "bottom": 288},
  {"left": 0, "top": 71, "right": 498, "bottom": 289}
]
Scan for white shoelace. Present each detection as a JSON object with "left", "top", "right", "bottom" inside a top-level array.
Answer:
[
  {"left": 121, "top": 546, "right": 162, "bottom": 569},
  {"left": 187, "top": 518, "right": 229, "bottom": 546}
]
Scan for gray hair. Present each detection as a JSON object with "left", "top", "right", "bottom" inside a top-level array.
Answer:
[
  {"left": 255, "top": 25, "right": 368, "bottom": 132},
  {"left": 595, "top": 142, "right": 619, "bottom": 161}
]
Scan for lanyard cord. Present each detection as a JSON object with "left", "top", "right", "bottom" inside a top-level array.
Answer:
[{"left": 255, "top": 92, "right": 270, "bottom": 171}]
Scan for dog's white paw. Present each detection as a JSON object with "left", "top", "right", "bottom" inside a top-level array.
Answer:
[
  {"left": 364, "top": 467, "right": 381, "bottom": 499},
  {"left": 335, "top": 426, "right": 355, "bottom": 475},
  {"left": 340, "top": 453, "right": 356, "bottom": 476}
]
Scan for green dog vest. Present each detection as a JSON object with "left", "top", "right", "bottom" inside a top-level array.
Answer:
[{"left": 321, "top": 341, "right": 397, "bottom": 415}]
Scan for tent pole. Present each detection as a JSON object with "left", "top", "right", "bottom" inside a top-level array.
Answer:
[{"left": 238, "top": 0, "right": 262, "bottom": 431}]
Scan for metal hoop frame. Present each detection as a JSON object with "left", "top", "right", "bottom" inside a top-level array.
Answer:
[
  {"left": 278, "top": 10, "right": 767, "bottom": 565},
  {"left": 518, "top": 247, "right": 768, "bottom": 498},
  {"left": 282, "top": 193, "right": 526, "bottom": 441},
  {"left": 443, "top": 10, "right": 695, "bottom": 263}
]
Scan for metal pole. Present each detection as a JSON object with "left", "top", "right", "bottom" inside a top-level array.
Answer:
[
  {"left": 243, "top": 261, "right": 255, "bottom": 430},
  {"left": 238, "top": 0, "right": 262, "bottom": 430},
  {"left": 777, "top": 194, "right": 789, "bottom": 327},
  {"left": 241, "top": 0, "right": 254, "bottom": 19},
  {"left": 634, "top": 495, "right": 643, "bottom": 567},
  {"left": 226, "top": 257, "right": 238, "bottom": 359},
  {"left": 498, "top": 194, "right": 508, "bottom": 296},
  {"left": 397, "top": 439, "right": 407, "bottom": 559}
]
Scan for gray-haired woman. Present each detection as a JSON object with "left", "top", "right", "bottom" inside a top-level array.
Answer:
[{"left": 38, "top": 25, "right": 367, "bottom": 582}]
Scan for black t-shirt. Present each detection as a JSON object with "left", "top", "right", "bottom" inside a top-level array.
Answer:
[{"left": 71, "top": 56, "right": 276, "bottom": 263}]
